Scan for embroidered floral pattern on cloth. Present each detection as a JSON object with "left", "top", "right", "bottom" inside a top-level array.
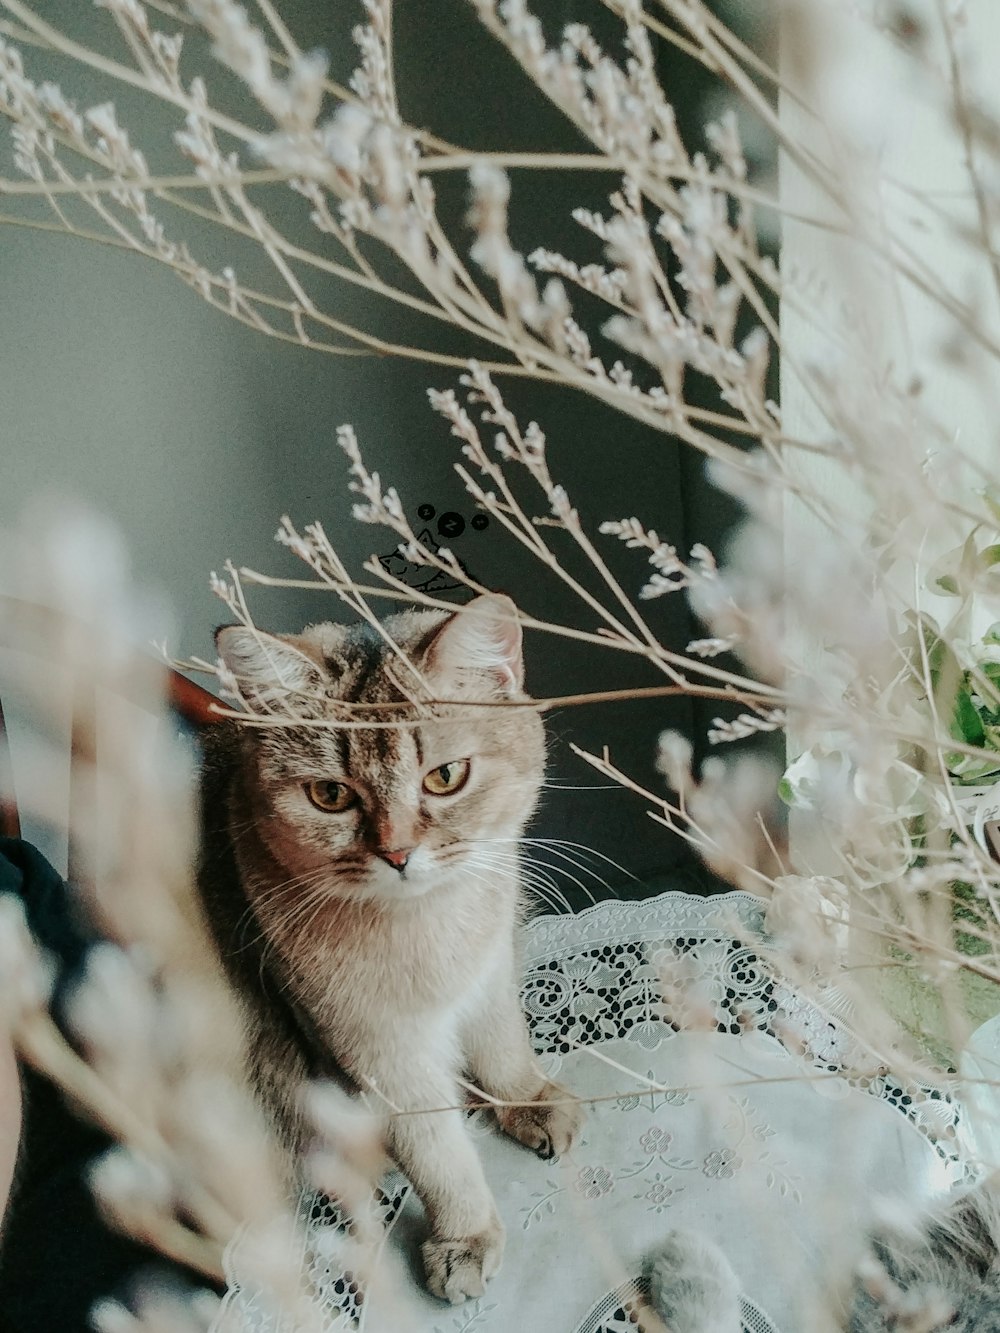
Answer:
[{"left": 214, "top": 891, "right": 966, "bottom": 1333}]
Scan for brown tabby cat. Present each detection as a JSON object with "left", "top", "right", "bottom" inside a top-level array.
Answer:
[{"left": 197, "top": 594, "right": 582, "bottom": 1304}]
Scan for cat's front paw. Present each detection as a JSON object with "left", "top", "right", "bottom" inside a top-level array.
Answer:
[
  {"left": 496, "top": 1080, "right": 584, "bottom": 1160},
  {"left": 422, "top": 1220, "right": 506, "bottom": 1305}
]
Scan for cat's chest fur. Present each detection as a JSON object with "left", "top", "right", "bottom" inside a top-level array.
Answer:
[{"left": 255, "top": 863, "right": 515, "bottom": 1027}]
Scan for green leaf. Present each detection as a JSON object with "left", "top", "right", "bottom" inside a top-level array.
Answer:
[
  {"left": 927, "top": 534, "right": 1000, "bottom": 597},
  {"left": 947, "top": 752, "right": 1000, "bottom": 783},
  {"left": 973, "top": 663, "right": 1000, "bottom": 713},
  {"left": 902, "top": 612, "right": 955, "bottom": 690},
  {"left": 930, "top": 640, "right": 959, "bottom": 690},
  {"left": 951, "top": 687, "right": 986, "bottom": 746},
  {"left": 928, "top": 534, "right": 980, "bottom": 596},
  {"left": 777, "top": 776, "right": 794, "bottom": 806}
]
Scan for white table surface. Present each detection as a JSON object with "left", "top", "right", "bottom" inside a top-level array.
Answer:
[{"left": 216, "top": 890, "right": 966, "bottom": 1333}]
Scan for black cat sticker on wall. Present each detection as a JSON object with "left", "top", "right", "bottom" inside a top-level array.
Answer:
[{"left": 378, "top": 504, "right": 488, "bottom": 595}]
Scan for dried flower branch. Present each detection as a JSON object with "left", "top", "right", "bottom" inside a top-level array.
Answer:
[{"left": 5, "top": 0, "right": 1000, "bottom": 1327}]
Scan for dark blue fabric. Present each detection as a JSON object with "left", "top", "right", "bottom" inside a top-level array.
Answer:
[{"left": 0, "top": 838, "right": 197, "bottom": 1331}]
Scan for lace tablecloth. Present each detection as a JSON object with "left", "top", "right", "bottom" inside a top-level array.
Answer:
[{"left": 215, "top": 890, "right": 967, "bottom": 1333}]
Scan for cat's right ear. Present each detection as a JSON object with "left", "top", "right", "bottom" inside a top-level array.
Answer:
[
  {"left": 215, "top": 625, "right": 324, "bottom": 712},
  {"left": 423, "top": 594, "right": 524, "bottom": 696}
]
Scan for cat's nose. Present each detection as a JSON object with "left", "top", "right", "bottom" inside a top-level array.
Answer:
[{"left": 379, "top": 847, "right": 412, "bottom": 872}]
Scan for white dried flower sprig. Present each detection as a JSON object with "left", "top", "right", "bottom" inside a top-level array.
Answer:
[
  {"left": 229, "top": 371, "right": 784, "bottom": 730},
  {"left": 304, "top": 1083, "right": 389, "bottom": 1251},
  {"left": 764, "top": 874, "right": 850, "bottom": 976},
  {"left": 0, "top": 892, "right": 54, "bottom": 1025},
  {"left": 70, "top": 943, "right": 166, "bottom": 1124},
  {"left": 599, "top": 516, "right": 725, "bottom": 603},
  {"left": 422, "top": 370, "right": 783, "bottom": 697},
  {"left": 685, "top": 753, "right": 786, "bottom": 890},
  {"left": 338, "top": 423, "right": 407, "bottom": 530},
  {"left": 586, "top": 733, "right": 1000, "bottom": 1043},
  {"left": 471, "top": 2, "right": 776, "bottom": 317},
  {"left": 468, "top": 162, "right": 572, "bottom": 347},
  {"left": 1, "top": 510, "right": 389, "bottom": 1319},
  {"left": 686, "top": 635, "right": 738, "bottom": 658},
  {"left": 528, "top": 245, "right": 629, "bottom": 306},
  {"left": 89, "top": 1145, "right": 178, "bottom": 1248},
  {"left": 188, "top": 0, "right": 328, "bottom": 131},
  {"left": 350, "top": 0, "right": 398, "bottom": 124},
  {"left": 91, "top": 1288, "right": 220, "bottom": 1333},
  {"left": 656, "top": 729, "right": 693, "bottom": 796},
  {"left": 472, "top": 0, "right": 689, "bottom": 181},
  {"left": 575, "top": 739, "right": 785, "bottom": 893},
  {"left": 0, "top": 0, "right": 801, "bottom": 472},
  {"left": 7, "top": 5, "right": 1000, "bottom": 1321},
  {"left": 706, "top": 708, "right": 786, "bottom": 745},
  {"left": 0, "top": 37, "right": 309, "bottom": 341},
  {"left": 96, "top": 0, "right": 185, "bottom": 91}
]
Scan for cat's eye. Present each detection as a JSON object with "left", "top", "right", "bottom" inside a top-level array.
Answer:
[
  {"left": 423, "top": 759, "right": 471, "bottom": 796},
  {"left": 305, "top": 779, "right": 357, "bottom": 813}
]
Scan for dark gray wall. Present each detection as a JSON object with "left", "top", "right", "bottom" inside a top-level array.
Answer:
[{"left": 0, "top": 1, "right": 747, "bottom": 899}]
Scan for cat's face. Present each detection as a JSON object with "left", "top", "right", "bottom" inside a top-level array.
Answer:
[{"left": 218, "top": 596, "right": 546, "bottom": 904}]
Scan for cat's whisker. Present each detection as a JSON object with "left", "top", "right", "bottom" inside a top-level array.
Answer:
[
  {"left": 520, "top": 874, "right": 575, "bottom": 915},
  {"left": 466, "top": 864, "right": 572, "bottom": 915},
  {"left": 464, "top": 840, "right": 541, "bottom": 869},
  {"left": 462, "top": 844, "right": 531, "bottom": 871},
  {"left": 457, "top": 865, "right": 503, "bottom": 894},
  {"left": 485, "top": 842, "right": 600, "bottom": 905},
  {"left": 525, "top": 852, "right": 603, "bottom": 905},
  {"left": 494, "top": 863, "right": 569, "bottom": 909},
  {"left": 231, "top": 866, "right": 338, "bottom": 951},
  {"left": 522, "top": 881, "right": 574, "bottom": 915},
  {"left": 238, "top": 864, "right": 358, "bottom": 951},
  {"left": 474, "top": 831, "right": 608, "bottom": 874},
  {"left": 241, "top": 874, "right": 325, "bottom": 917},
  {"left": 463, "top": 846, "right": 558, "bottom": 891},
  {"left": 482, "top": 834, "right": 635, "bottom": 903},
  {"left": 460, "top": 852, "right": 525, "bottom": 886},
  {"left": 522, "top": 837, "right": 641, "bottom": 884},
  {"left": 523, "top": 846, "right": 617, "bottom": 892},
  {"left": 234, "top": 890, "right": 319, "bottom": 955},
  {"left": 241, "top": 863, "right": 333, "bottom": 903},
  {"left": 462, "top": 852, "right": 574, "bottom": 914},
  {"left": 488, "top": 834, "right": 638, "bottom": 885},
  {"left": 223, "top": 817, "right": 268, "bottom": 844},
  {"left": 451, "top": 860, "right": 548, "bottom": 916},
  {"left": 463, "top": 841, "right": 579, "bottom": 908},
  {"left": 295, "top": 889, "right": 346, "bottom": 952},
  {"left": 253, "top": 881, "right": 336, "bottom": 944},
  {"left": 513, "top": 866, "right": 567, "bottom": 903}
]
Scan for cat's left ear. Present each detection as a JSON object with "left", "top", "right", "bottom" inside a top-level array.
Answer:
[{"left": 424, "top": 594, "right": 524, "bottom": 695}]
